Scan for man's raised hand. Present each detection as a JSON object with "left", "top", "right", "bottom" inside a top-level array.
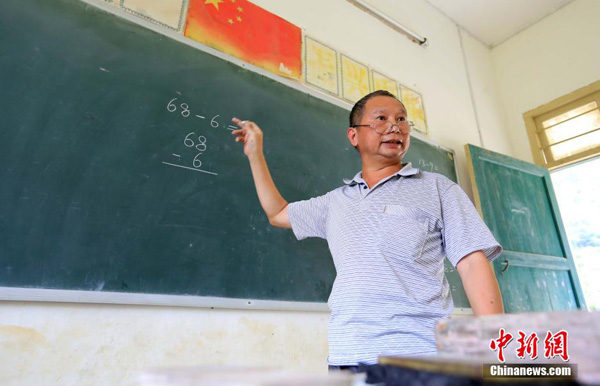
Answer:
[{"left": 231, "top": 118, "right": 264, "bottom": 159}]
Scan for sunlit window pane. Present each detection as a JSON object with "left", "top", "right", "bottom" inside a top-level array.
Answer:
[
  {"left": 544, "top": 109, "right": 600, "bottom": 144},
  {"left": 543, "top": 101, "right": 598, "bottom": 128},
  {"left": 549, "top": 130, "right": 600, "bottom": 160},
  {"left": 551, "top": 157, "right": 600, "bottom": 310}
]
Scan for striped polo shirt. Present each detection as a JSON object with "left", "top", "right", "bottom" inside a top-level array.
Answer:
[{"left": 287, "top": 162, "right": 502, "bottom": 365}]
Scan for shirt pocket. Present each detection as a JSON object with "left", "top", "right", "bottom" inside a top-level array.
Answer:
[{"left": 378, "top": 205, "right": 429, "bottom": 261}]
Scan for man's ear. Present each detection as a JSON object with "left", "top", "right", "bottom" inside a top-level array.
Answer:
[{"left": 347, "top": 127, "right": 358, "bottom": 147}]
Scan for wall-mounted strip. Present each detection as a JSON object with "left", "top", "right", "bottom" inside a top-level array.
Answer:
[{"left": 346, "top": 0, "right": 427, "bottom": 46}]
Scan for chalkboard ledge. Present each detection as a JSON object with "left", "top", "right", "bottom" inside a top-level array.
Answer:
[
  {"left": 0, "top": 287, "right": 329, "bottom": 312},
  {"left": 451, "top": 307, "right": 474, "bottom": 316},
  {"left": 1, "top": 287, "right": 473, "bottom": 315}
]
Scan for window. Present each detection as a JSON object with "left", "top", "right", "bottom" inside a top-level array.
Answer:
[
  {"left": 551, "top": 156, "right": 600, "bottom": 310},
  {"left": 524, "top": 80, "right": 600, "bottom": 169}
]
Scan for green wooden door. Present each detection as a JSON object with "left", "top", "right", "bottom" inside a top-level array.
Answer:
[{"left": 465, "top": 144, "right": 586, "bottom": 312}]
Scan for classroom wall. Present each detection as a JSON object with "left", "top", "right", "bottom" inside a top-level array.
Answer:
[
  {"left": 0, "top": 0, "right": 512, "bottom": 385},
  {"left": 1, "top": 302, "right": 328, "bottom": 385},
  {"left": 491, "top": 0, "right": 600, "bottom": 163},
  {"left": 250, "top": 0, "right": 513, "bottom": 190}
]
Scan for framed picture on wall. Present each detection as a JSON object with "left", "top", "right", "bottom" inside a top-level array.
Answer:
[
  {"left": 340, "top": 54, "right": 370, "bottom": 103},
  {"left": 400, "top": 85, "right": 428, "bottom": 136},
  {"left": 371, "top": 70, "right": 399, "bottom": 98},
  {"left": 304, "top": 36, "right": 339, "bottom": 96}
]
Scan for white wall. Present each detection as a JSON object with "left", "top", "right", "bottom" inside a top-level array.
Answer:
[
  {"left": 0, "top": 0, "right": 511, "bottom": 385},
  {"left": 492, "top": 0, "right": 600, "bottom": 162},
  {"left": 1, "top": 302, "right": 329, "bottom": 385},
  {"left": 251, "top": 0, "right": 513, "bottom": 190},
  {"left": 459, "top": 29, "right": 512, "bottom": 153}
]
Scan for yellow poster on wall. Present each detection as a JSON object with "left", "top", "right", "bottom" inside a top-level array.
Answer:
[
  {"left": 122, "top": 0, "right": 188, "bottom": 31},
  {"left": 371, "top": 70, "right": 398, "bottom": 98},
  {"left": 341, "top": 54, "right": 370, "bottom": 103},
  {"left": 304, "top": 36, "right": 339, "bottom": 95},
  {"left": 401, "top": 86, "right": 428, "bottom": 135}
]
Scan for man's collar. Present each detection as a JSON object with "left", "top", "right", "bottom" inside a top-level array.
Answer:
[{"left": 343, "top": 162, "right": 420, "bottom": 186}]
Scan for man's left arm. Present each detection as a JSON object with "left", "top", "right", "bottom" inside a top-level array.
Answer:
[{"left": 456, "top": 250, "right": 504, "bottom": 316}]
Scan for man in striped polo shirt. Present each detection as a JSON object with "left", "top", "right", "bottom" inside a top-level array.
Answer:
[{"left": 231, "top": 90, "right": 503, "bottom": 371}]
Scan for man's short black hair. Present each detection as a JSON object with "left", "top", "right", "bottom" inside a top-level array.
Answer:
[{"left": 349, "top": 90, "right": 403, "bottom": 127}]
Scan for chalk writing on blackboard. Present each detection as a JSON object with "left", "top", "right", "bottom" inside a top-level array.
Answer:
[
  {"left": 161, "top": 161, "right": 218, "bottom": 175},
  {"left": 162, "top": 96, "right": 236, "bottom": 176},
  {"left": 418, "top": 158, "right": 439, "bottom": 172}
]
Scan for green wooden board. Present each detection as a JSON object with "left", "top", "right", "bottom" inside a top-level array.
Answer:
[
  {"left": 466, "top": 144, "right": 585, "bottom": 312},
  {"left": 0, "top": 0, "right": 466, "bottom": 306}
]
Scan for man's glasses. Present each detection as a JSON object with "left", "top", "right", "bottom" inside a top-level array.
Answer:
[{"left": 352, "top": 120, "right": 414, "bottom": 135}]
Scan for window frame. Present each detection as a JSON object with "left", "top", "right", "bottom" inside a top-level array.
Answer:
[{"left": 524, "top": 80, "right": 600, "bottom": 170}]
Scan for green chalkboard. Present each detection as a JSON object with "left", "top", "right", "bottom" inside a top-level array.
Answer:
[
  {"left": 0, "top": 0, "right": 466, "bottom": 307},
  {"left": 466, "top": 144, "right": 584, "bottom": 312}
]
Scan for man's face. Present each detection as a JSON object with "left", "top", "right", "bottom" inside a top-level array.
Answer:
[{"left": 347, "top": 95, "right": 411, "bottom": 162}]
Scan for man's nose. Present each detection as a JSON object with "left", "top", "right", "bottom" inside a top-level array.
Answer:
[{"left": 387, "top": 122, "right": 401, "bottom": 133}]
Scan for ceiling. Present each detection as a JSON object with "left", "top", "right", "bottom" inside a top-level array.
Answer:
[{"left": 423, "top": 0, "right": 575, "bottom": 47}]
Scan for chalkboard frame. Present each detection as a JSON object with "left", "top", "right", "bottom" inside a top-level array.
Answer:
[{"left": 0, "top": 0, "right": 467, "bottom": 313}]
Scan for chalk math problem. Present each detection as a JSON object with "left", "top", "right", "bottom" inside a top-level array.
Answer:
[
  {"left": 161, "top": 96, "right": 238, "bottom": 176},
  {"left": 418, "top": 158, "right": 440, "bottom": 172}
]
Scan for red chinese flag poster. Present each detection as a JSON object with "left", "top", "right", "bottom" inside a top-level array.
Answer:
[{"left": 185, "top": 0, "right": 302, "bottom": 80}]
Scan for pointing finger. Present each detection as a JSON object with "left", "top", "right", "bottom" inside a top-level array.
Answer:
[
  {"left": 232, "top": 117, "right": 254, "bottom": 126},
  {"left": 231, "top": 117, "right": 247, "bottom": 128}
]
